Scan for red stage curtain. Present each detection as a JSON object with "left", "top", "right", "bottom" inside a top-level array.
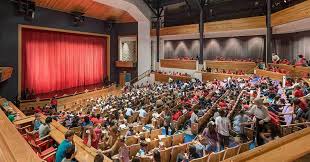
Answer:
[{"left": 22, "top": 28, "right": 107, "bottom": 94}]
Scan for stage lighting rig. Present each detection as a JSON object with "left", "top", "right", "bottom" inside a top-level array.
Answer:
[
  {"left": 10, "top": 0, "right": 36, "bottom": 21},
  {"left": 71, "top": 11, "right": 85, "bottom": 26}
]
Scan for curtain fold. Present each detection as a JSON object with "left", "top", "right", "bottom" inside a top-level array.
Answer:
[{"left": 22, "top": 28, "right": 107, "bottom": 94}]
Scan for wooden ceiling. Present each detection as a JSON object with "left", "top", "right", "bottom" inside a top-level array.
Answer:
[{"left": 34, "top": 0, "right": 136, "bottom": 23}]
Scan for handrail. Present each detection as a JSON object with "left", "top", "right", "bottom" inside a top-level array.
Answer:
[{"left": 129, "top": 69, "right": 152, "bottom": 85}]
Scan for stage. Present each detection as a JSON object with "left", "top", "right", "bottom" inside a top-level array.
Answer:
[{"left": 23, "top": 83, "right": 109, "bottom": 100}]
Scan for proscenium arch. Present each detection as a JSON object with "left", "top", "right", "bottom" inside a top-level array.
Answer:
[{"left": 94, "top": 0, "right": 153, "bottom": 76}]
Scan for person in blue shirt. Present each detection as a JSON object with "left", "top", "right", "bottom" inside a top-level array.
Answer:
[{"left": 56, "top": 130, "right": 76, "bottom": 162}]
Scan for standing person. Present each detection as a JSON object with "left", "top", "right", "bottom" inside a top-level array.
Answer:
[
  {"left": 272, "top": 53, "right": 280, "bottom": 64},
  {"left": 51, "top": 96, "right": 58, "bottom": 112},
  {"left": 38, "top": 116, "right": 52, "bottom": 138},
  {"left": 56, "top": 130, "right": 76, "bottom": 162},
  {"left": 61, "top": 145, "right": 76, "bottom": 162},
  {"left": 215, "top": 110, "right": 231, "bottom": 150},
  {"left": 247, "top": 98, "right": 271, "bottom": 146},
  {"left": 118, "top": 136, "right": 130, "bottom": 162},
  {"left": 202, "top": 121, "right": 219, "bottom": 153},
  {"left": 233, "top": 110, "right": 250, "bottom": 142}
]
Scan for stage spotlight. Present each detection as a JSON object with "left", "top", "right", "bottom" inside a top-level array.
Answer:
[
  {"left": 10, "top": 0, "right": 36, "bottom": 21},
  {"left": 71, "top": 11, "right": 85, "bottom": 26}
]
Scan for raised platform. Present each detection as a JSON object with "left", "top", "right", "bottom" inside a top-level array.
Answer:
[
  {"left": 154, "top": 72, "right": 192, "bottom": 82},
  {"left": 19, "top": 84, "right": 120, "bottom": 115}
]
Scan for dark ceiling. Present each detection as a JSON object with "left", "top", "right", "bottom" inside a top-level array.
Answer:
[{"left": 144, "top": 0, "right": 306, "bottom": 28}]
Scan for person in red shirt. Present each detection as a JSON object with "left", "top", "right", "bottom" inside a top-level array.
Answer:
[
  {"left": 172, "top": 109, "right": 182, "bottom": 121},
  {"left": 294, "top": 86, "right": 304, "bottom": 98}
]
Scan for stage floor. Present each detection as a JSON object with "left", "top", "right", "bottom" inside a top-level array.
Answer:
[{"left": 31, "top": 83, "right": 107, "bottom": 99}]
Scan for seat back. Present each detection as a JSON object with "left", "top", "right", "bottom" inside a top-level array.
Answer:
[
  {"left": 190, "top": 155, "right": 209, "bottom": 162},
  {"left": 161, "top": 136, "right": 172, "bottom": 147},
  {"left": 129, "top": 144, "right": 141, "bottom": 159},
  {"left": 150, "top": 128, "right": 162, "bottom": 140},
  {"left": 160, "top": 147, "right": 172, "bottom": 162},
  {"left": 208, "top": 150, "right": 225, "bottom": 162},
  {"left": 147, "top": 139, "right": 159, "bottom": 151},
  {"left": 170, "top": 143, "right": 187, "bottom": 162},
  {"left": 172, "top": 133, "right": 184, "bottom": 146},
  {"left": 125, "top": 136, "right": 139, "bottom": 146},
  {"left": 238, "top": 141, "right": 251, "bottom": 154},
  {"left": 223, "top": 145, "right": 240, "bottom": 160}
]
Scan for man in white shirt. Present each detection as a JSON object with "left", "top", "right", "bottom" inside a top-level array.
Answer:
[
  {"left": 215, "top": 110, "right": 231, "bottom": 150},
  {"left": 272, "top": 53, "right": 280, "bottom": 63},
  {"left": 247, "top": 98, "right": 271, "bottom": 146},
  {"left": 190, "top": 110, "right": 199, "bottom": 124},
  {"left": 138, "top": 106, "right": 147, "bottom": 118}
]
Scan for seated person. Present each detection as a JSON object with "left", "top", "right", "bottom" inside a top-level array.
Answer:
[
  {"left": 33, "top": 113, "right": 42, "bottom": 131},
  {"left": 38, "top": 116, "right": 52, "bottom": 138},
  {"left": 136, "top": 141, "right": 148, "bottom": 156}
]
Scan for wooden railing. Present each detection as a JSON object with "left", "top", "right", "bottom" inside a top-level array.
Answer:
[
  {"left": 268, "top": 63, "right": 310, "bottom": 78},
  {"left": 255, "top": 68, "right": 286, "bottom": 81},
  {"left": 0, "top": 108, "right": 42, "bottom": 162},
  {"left": 202, "top": 72, "right": 249, "bottom": 82},
  {"left": 222, "top": 128, "right": 310, "bottom": 162},
  {"left": 204, "top": 60, "right": 257, "bottom": 73},
  {"left": 160, "top": 59, "right": 197, "bottom": 70},
  {"left": 129, "top": 69, "right": 152, "bottom": 85},
  {"left": 154, "top": 72, "right": 192, "bottom": 83}
]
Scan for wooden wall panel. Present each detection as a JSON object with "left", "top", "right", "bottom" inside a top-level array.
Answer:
[
  {"left": 160, "top": 59, "right": 197, "bottom": 70},
  {"left": 255, "top": 69, "right": 286, "bottom": 81},
  {"left": 205, "top": 16, "right": 266, "bottom": 32},
  {"left": 202, "top": 72, "right": 249, "bottom": 82},
  {"left": 271, "top": 0, "right": 310, "bottom": 26},
  {"left": 205, "top": 60, "right": 257, "bottom": 73},
  {"left": 151, "top": 16, "right": 265, "bottom": 36},
  {"left": 151, "top": 1, "right": 310, "bottom": 36},
  {"left": 269, "top": 63, "right": 310, "bottom": 78}
]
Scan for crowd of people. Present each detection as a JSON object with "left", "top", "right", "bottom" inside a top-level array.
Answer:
[{"left": 3, "top": 74, "right": 310, "bottom": 162}]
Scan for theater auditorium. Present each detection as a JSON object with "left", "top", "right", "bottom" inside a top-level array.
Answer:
[{"left": 1, "top": 0, "right": 310, "bottom": 162}]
